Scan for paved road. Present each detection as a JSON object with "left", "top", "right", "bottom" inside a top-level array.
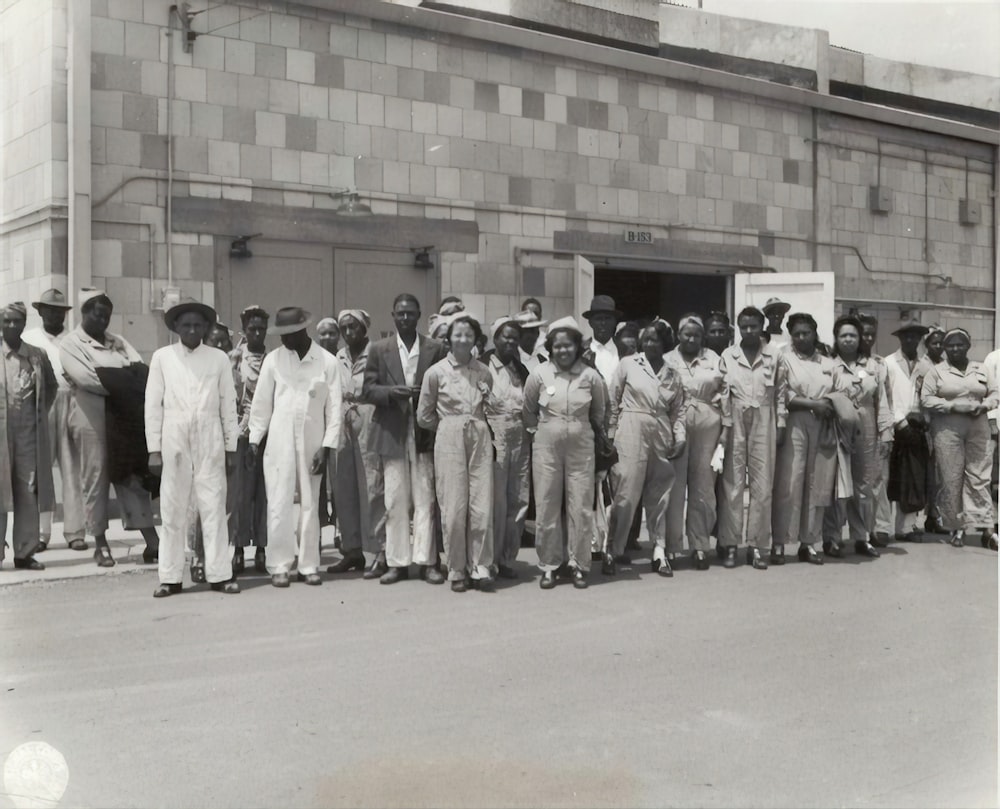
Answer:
[{"left": 1, "top": 537, "right": 996, "bottom": 809}]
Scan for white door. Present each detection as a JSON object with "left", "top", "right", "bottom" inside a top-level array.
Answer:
[
  {"left": 734, "top": 271, "right": 836, "bottom": 344},
  {"left": 573, "top": 254, "right": 595, "bottom": 338}
]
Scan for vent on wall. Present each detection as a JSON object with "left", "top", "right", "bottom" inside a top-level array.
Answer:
[{"left": 868, "top": 185, "right": 892, "bottom": 214}]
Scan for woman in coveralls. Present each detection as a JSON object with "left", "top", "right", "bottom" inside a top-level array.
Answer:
[
  {"left": 523, "top": 317, "right": 608, "bottom": 590},
  {"left": 417, "top": 315, "right": 496, "bottom": 592}
]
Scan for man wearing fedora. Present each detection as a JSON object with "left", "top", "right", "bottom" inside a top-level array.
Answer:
[
  {"left": 884, "top": 312, "right": 935, "bottom": 542},
  {"left": 248, "top": 306, "right": 343, "bottom": 587},
  {"left": 514, "top": 309, "right": 548, "bottom": 374},
  {"left": 761, "top": 297, "right": 791, "bottom": 351},
  {"left": 146, "top": 300, "right": 240, "bottom": 596},
  {"left": 22, "top": 288, "right": 85, "bottom": 553},
  {"left": 0, "top": 302, "right": 57, "bottom": 571},
  {"left": 581, "top": 295, "right": 620, "bottom": 561},
  {"left": 362, "top": 293, "right": 447, "bottom": 585}
]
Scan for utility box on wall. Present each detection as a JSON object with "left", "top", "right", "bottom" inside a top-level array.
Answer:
[
  {"left": 869, "top": 185, "right": 893, "bottom": 214},
  {"left": 959, "top": 198, "right": 981, "bottom": 226}
]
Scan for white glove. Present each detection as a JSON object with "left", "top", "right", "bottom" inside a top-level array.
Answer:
[{"left": 710, "top": 444, "right": 725, "bottom": 474}]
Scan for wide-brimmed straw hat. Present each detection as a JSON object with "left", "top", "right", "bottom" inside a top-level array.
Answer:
[
  {"left": 164, "top": 299, "right": 217, "bottom": 333},
  {"left": 269, "top": 306, "right": 313, "bottom": 336}
]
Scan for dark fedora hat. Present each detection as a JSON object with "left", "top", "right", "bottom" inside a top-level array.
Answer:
[
  {"left": 164, "top": 299, "right": 217, "bottom": 333},
  {"left": 582, "top": 295, "right": 622, "bottom": 320},
  {"left": 270, "top": 306, "right": 313, "bottom": 336},
  {"left": 891, "top": 312, "right": 929, "bottom": 336}
]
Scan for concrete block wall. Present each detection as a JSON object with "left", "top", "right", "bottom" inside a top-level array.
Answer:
[{"left": 63, "top": 0, "right": 1000, "bottom": 351}]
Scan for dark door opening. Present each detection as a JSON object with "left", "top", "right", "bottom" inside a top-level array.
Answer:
[{"left": 595, "top": 269, "right": 729, "bottom": 327}]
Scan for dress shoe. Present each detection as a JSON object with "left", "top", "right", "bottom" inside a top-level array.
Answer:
[
  {"left": 870, "top": 532, "right": 890, "bottom": 548},
  {"left": 254, "top": 548, "right": 267, "bottom": 573},
  {"left": 271, "top": 572, "right": 291, "bottom": 588},
  {"left": 497, "top": 564, "right": 518, "bottom": 579},
  {"left": 190, "top": 559, "right": 206, "bottom": 583},
  {"left": 855, "top": 540, "right": 880, "bottom": 558},
  {"left": 210, "top": 579, "right": 240, "bottom": 593},
  {"left": 797, "top": 545, "right": 824, "bottom": 565},
  {"left": 949, "top": 530, "right": 965, "bottom": 548},
  {"left": 420, "top": 565, "right": 445, "bottom": 585},
  {"left": 770, "top": 545, "right": 786, "bottom": 565},
  {"left": 33, "top": 539, "right": 48, "bottom": 554},
  {"left": 327, "top": 553, "right": 365, "bottom": 574},
  {"left": 232, "top": 547, "right": 245, "bottom": 575},
  {"left": 13, "top": 556, "right": 44, "bottom": 571},
  {"left": 476, "top": 576, "right": 495, "bottom": 592},
  {"left": 539, "top": 570, "right": 557, "bottom": 589},
  {"left": 380, "top": 566, "right": 409, "bottom": 585},
  {"left": 693, "top": 550, "right": 709, "bottom": 570},
  {"left": 296, "top": 572, "right": 322, "bottom": 585},
  {"left": 601, "top": 552, "right": 616, "bottom": 576},
  {"left": 981, "top": 530, "right": 999, "bottom": 551},
  {"left": 746, "top": 547, "right": 768, "bottom": 570},
  {"left": 897, "top": 531, "right": 921, "bottom": 544},
  {"left": 451, "top": 578, "right": 468, "bottom": 593},
  {"left": 68, "top": 538, "right": 88, "bottom": 551},
  {"left": 722, "top": 547, "right": 737, "bottom": 569},
  {"left": 656, "top": 558, "right": 673, "bottom": 578},
  {"left": 153, "top": 583, "right": 182, "bottom": 598},
  {"left": 363, "top": 553, "right": 389, "bottom": 580},
  {"left": 822, "top": 540, "right": 843, "bottom": 558},
  {"left": 572, "top": 569, "right": 588, "bottom": 589},
  {"left": 142, "top": 547, "right": 158, "bottom": 564},
  {"left": 94, "top": 547, "right": 115, "bottom": 568}
]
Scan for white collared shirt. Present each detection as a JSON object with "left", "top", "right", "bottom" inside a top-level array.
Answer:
[
  {"left": 22, "top": 326, "right": 69, "bottom": 388},
  {"left": 590, "top": 337, "right": 619, "bottom": 382},
  {"left": 396, "top": 333, "right": 420, "bottom": 388}
]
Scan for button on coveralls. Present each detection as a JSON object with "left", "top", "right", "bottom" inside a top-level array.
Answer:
[
  {"left": 523, "top": 361, "right": 607, "bottom": 573},
  {"left": 717, "top": 343, "right": 785, "bottom": 550},
  {"left": 921, "top": 361, "right": 999, "bottom": 531},
  {"left": 248, "top": 342, "right": 343, "bottom": 576},
  {"left": 417, "top": 354, "right": 494, "bottom": 581},
  {"left": 664, "top": 348, "right": 722, "bottom": 553},
  {"left": 145, "top": 343, "right": 239, "bottom": 584},
  {"left": 607, "top": 355, "right": 686, "bottom": 561}
]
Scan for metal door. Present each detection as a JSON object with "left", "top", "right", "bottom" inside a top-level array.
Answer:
[{"left": 734, "top": 271, "right": 836, "bottom": 345}]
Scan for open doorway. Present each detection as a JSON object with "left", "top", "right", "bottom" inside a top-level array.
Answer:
[{"left": 595, "top": 268, "right": 729, "bottom": 327}]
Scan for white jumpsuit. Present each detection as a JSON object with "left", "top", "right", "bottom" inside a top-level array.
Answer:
[
  {"left": 145, "top": 343, "right": 239, "bottom": 585},
  {"left": 248, "top": 342, "right": 343, "bottom": 576}
]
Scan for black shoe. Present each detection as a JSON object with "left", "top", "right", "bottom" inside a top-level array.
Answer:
[
  {"left": 539, "top": 570, "right": 557, "bottom": 589},
  {"left": 572, "top": 569, "right": 588, "bottom": 589},
  {"left": 601, "top": 552, "right": 616, "bottom": 576},
  {"left": 232, "top": 547, "right": 245, "bottom": 574},
  {"left": 981, "top": 530, "right": 999, "bottom": 551},
  {"left": 693, "top": 550, "right": 709, "bottom": 570},
  {"left": 822, "top": 540, "right": 842, "bottom": 558},
  {"left": 476, "top": 576, "right": 495, "bottom": 592},
  {"left": 296, "top": 572, "right": 322, "bottom": 585},
  {"left": 591, "top": 551, "right": 603, "bottom": 562},
  {"left": 254, "top": 548, "right": 267, "bottom": 573},
  {"left": 142, "top": 547, "right": 158, "bottom": 564},
  {"left": 94, "top": 547, "right": 115, "bottom": 568},
  {"left": 497, "top": 564, "right": 518, "bottom": 579},
  {"left": 380, "top": 566, "right": 409, "bottom": 585},
  {"left": 271, "top": 572, "right": 290, "bottom": 588},
  {"left": 746, "top": 547, "right": 768, "bottom": 570},
  {"left": 770, "top": 545, "right": 785, "bottom": 565},
  {"left": 190, "top": 560, "right": 206, "bottom": 583},
  {"left": 68, "top": 538, "right": 88, "bottom": 551},
  {"left": 656, "top": 557, "right": 673, "bottom": 578},
  {"left": 451, "top": 578, "right": 468, "bottom": 593},
  {"left": 420, "top": 565, "right": 445, "bottom": 585},
  {"left": 855, "top": 540, "right": 880, "bottom": 558},
  {"left": 897, "top": 531, "right": 922, "bottom": 544},
  {"left": 722, "top": 547, "right": 737, "bottom": 569},
  {"left": 210, "top": 579, "right": 240, "bottom": 593},
  {"left": 870, "top": 532, "right": 890, "bottom": 548},
  {"left": 327, "top": 553, "right": 365, "bottom": 574},
  {"left": 798, "top": 545, "right": 824, "bottom": 565},
  {"left": 153, "top": 583, "right": 182, "bottom": 598},
  {"left": 363, "top": 553, "right": 388, "bottom": 579},
  {"left": 13, "top": 556, "right": 44, "bottom": 571},
  {"left": 949, "top": 530, "right": 965, "bottom": 548},
  {"left": 33, "top": 539, "right": 48, "bottom": 555}
]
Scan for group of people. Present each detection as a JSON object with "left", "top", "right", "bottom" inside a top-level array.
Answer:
[{"left": 1, "top": 285, "right": 997, "bottom": 597}]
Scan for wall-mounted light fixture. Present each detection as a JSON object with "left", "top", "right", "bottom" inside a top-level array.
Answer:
[
  {"left": 412, "top": 246, "right": 434, "bottom": 270},
  {"left": 230, "top": 233, "right": 261, "bottom": 259},
  {"left": 331, "top": 190, "right": 373, "bottom": 217}
]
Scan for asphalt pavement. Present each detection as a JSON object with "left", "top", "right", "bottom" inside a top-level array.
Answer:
[{"left": 1, "top": 527, "right": 997, "bottom": 809}]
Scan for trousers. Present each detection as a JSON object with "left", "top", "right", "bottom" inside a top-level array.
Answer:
[
  {"left": 772, "top": 410, "right": 836, "bottom": 547},
  {"left": 533, "top": 417, "right": 594, "bottom": 572},
  {"left": 334, "top": 406, "right": 386, "bottom": 556},
  {"left": 38, "top": 388, "right": 85, "bottom": 543},
  {"left": 665, "top": 401, "right": 721, "bottom": 553},
  {"left": 383, "top": 432, "right": 436, "bottom": 568},
  {"left": 608, "top": 412, "right": 675, "bottom": 559},
  {"left": 930, "top": 413, "right": 995, "bottom": 531},
  {"left": 824, "top": 402, "right": 877, "bottom": 543},
  {"left": 490, "top": 416, "right": 530, "bottom": 569},
  {"left": 719, "top": 405, "right": 776, "bottom": 549},
  {"left": 0, "top": 420, "right": 39, "bottom": 560}
]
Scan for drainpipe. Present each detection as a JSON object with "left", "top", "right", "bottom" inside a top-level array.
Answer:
[{"left": 66, "top": 0, "right": 92, "bottom": 324}]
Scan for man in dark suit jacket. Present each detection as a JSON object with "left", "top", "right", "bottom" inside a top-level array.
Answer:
[{"left": 362, "top": 294, "right": 447, "bottom": 584}]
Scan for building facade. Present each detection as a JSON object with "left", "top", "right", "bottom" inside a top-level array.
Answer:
[{"left": 2, "top": 0, "right": 997, "bottom": 357}]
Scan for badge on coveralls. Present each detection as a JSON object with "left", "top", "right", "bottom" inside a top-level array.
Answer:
[{"left": 546, "top": 386, "right": 556, "bottom": 396}]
